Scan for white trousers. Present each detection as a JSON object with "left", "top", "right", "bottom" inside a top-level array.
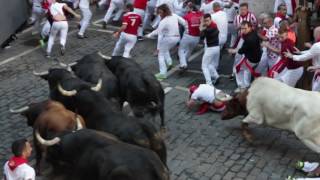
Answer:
[
  {"left": 112, "top": 32, "right": 137, "bottom": 58},
  {"left": 202, "top": 46, "right": 220, "bottom": 85},
  {"left": 30, "top": 4, "right": 45, "bottom": 33},
  {"left": 178, "top": 34, "right": 199, "bottom": 68},
  {"left": 158, "top": 36, "right": 180, "bottom": 75},
  {"left": 47, "top": 21, "right": 68, "bottom": 54},
  {"left": 79, "top": 8, "right": 92, "bottom": 36},
  {"left": 228, "top": 23, "right": 237, "bottom": 48},
  {"left": 235, "top": 58, "right": 257, "bottom": 88},
  {"left": 143, "top": 5, "right": 155, "bottom": 30},
  {"left": 232, "top": 38, "right": 244, "bottom": 74},
  {"left": 256, "top": 48, "right": 280, "bottom": 76},
  {"left": 41, "top": 21, "right": 51, "bottom": 39},
  {"left": 276, "top": 67, "right": 304, "bottom": 87},
  {"left": 103, "top": 0, "right": 124, "bottom": 23},
  {"left": 133, "top": 8, "right": 145, "bottom": 37}
]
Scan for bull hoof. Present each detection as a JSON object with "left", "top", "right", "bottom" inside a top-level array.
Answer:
[
  {"left": 160, "top": 127, "right": 167, "bottom": 135},
  {"left": 242, "top": 131, "right": 254, "bottom": 143}
]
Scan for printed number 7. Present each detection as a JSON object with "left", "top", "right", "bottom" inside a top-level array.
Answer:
[{"left": 131, "top": 19, "right": 136, "bottom": 26}]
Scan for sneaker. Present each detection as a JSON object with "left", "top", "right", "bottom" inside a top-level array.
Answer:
[
  {"left": 39, "top": 39, "right": 46, "bottom": 47},
  {"left": 155, "top": 73, "right": 166, "bottom": 80},
  {"left": 228, "top": 74, "right": 235, "bottom": 80},
  {"left": 167, "top": 64, "right": 173, "bottom": 71},
  {"left": 137, "top": 36, "right": 144, "bottom": 41},
  {"left": 60, "top": 46, "right": 65, "bottom": 56},
  {"left": 295, "top": 161, "right": 319, "bottom": 173},
  {"left": 77, "top": 34, "right": 85, "bottom": 39},
  {"left": 45, "top": 53, "right": 51, "bottom": 58}
]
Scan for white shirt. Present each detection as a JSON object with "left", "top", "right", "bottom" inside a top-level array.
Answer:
[
  {"left": 3, "top": 161, "right": 35, "bottom": 180},
  {"left": 293, "top": 42, "right": 320, "bottom": 67},
  {"left": 148, "top": 14, "right": 187, "bottom": 38},
  {"left": 50, "top": 2, "right": 66, "bottom": 16},
  {"left": 211, "top": 10, "right": 228, "bottom": 42},
  {"left": 173, "top": 0, "right": 186, "bottom": 17},
  {"left": 200, "top": 0, "right": 223, "bottom": 14},
  {"left": 79, "top": 0, "right": 90, "bottom": 9},
  {"left": 223, "top": 0, "right": 238, "bottom": 22},
  {"left": 191, "top": 84, "right": 221, "bottom": 103}
]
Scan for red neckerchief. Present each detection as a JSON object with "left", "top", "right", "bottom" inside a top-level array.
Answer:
[
  {"left": 8, "top": 156, "right": 28, "bottom": 171},
  {"left": 275, "top": 12, "right": 285, "bottom": 20},
  {"left": 209, "top": 22, "right": 217, "bottom": 29},
  {"left": 240, "top": 12, "right": 249, "bottom": 18},
  {"left": 206, "top": 0, "right": 213, "bottom": 4}
]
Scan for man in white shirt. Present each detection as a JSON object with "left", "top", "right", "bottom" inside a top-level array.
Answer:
[
  {"left": 222, "top": 0, "right": 239, "bottom": 47},
  {"left": 29, "top": 0, "right": 45, "bottom": 35},
  {"left": 186, "top": 84, "right": 230, "bottom": 115},
  {"left": 211, "top": 2, "right": 228, "bottom": 48},
  {"left": 77, "top": 0, "right": 92, "bottom": 38},
  {"left": 102, "top": 0, "right": 125, "bottom": 29},
  {"left": 3, "top": 139, "right": 35, "bottom": 180},
  {"left": 285, "top": 27, "right": 320, "bottom": 91}
]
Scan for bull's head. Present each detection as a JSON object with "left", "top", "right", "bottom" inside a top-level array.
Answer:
[
  {"left": 220, "top": 90, "right": 248, "bottom": 120},
  {"left": 57, "top": 78, "right": 103, "bottom": 96}
]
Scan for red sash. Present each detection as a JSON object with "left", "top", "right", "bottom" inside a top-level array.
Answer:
[
  {"left": 267, "top": 59, "right": 286, "bottom": 78},
  {"left": 235, "top": 57, "right": 261, "bottom": 77}
]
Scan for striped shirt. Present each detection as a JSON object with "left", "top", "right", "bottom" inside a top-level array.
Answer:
[{"left": 233, "top": 12, "right": 257, "bottom": 29}]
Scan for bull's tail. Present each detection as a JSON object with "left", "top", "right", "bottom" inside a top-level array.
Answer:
[{"left": 139, "top": 121, "right": 167, "bottom": 166}]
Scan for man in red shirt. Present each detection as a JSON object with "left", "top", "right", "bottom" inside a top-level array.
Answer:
[
  {"left": 112, "top": 4, "right": 142, "bottom": 58},
  {"left": 178, "top": 3, "right": 202, "bottom": 71},
  {"left": 133, "top": 0, "right": 148, "bottom": 40}
]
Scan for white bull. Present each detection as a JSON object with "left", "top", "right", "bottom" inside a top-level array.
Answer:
[{"left": 241, "top": 77, "right": 320, "bottom": 153}]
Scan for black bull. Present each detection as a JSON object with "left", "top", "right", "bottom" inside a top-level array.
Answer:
[
  {"left": 104, "top": 56, "right": 165, "bottom": 130},
  {"left": 36, "top": 129, "right": 170, "bottom": 180},
  {"left": 34, "top": 69, "right": 167, "bottom": 165},
  {"left": 69, "top": 53, "right": 121, "bottom": 109}
]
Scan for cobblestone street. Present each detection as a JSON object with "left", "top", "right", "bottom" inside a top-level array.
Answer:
[{"left": 0, "top": 9, "right": 319, "bottom": 180}]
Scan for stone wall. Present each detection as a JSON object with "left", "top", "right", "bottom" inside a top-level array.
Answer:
[{"left": 240, "top": 0, "right": 276, "bottom": 16}]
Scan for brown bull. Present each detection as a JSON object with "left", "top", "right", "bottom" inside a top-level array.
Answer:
[{"left": 10, "top": 100, "right": 85, "bottom": 174}]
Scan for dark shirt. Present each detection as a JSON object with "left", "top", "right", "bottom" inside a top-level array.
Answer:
[
  {"left": 200, "top": 22, "right": 219, "bottom": 47},
  {"left": 281, "top": 39, "right": 303, "bottom": 69},
  {"left": 238, "top": 30, "right": 262, "bottom": 63}
]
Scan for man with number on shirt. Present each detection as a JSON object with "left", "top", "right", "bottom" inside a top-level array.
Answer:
[{"left": 112, "top": 4, "right": 142, "bottom": 58}]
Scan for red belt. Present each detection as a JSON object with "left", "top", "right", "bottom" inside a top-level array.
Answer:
[
  {"left": 236, "top": 57, "right": 260, "bottom": 77},
  {"left": 267, "top": 59, "right": 286, "bottom": 78}
]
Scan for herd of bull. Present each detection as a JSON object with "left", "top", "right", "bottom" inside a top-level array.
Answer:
[
  {"left": 10, "top": 52, "right": 169, "bottom": 180},
  {"left": 9, "top": 51, "right": 320, "bottom": 179}
]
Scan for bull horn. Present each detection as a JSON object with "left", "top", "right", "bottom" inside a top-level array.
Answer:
[
  {"left": 58, "top": 62, "right": 78, "bottom": 72},
  {"left": 33, "top": 70, "right": 49, "bottom": 76},
  {"left": 216, "top": 92, "right": 233, "bottom": 102},
  {"left": 91, "top": 78, "right": 102, "bottom": 92},
  {"left": 98, "top": 51, "right": 111, "bottom": 60},
  {"left": 57, "top": 84, "right": 77, "bottom": 96},
  {"left": 35, "top": 130, "right": 60, "bottom": 146},
  {"left": 9, "top": 106, "right": 29, "bottom": 113},
  {"left": 150, "top": 101, "right": 157, "bottom": 108},
  {"left": 76, "top": 116, "right": 83, "bottom": 130}
]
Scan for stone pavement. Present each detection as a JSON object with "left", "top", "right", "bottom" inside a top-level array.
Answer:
[{"left": 0, "top": 8, "right": 319, "bottom": 180}]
